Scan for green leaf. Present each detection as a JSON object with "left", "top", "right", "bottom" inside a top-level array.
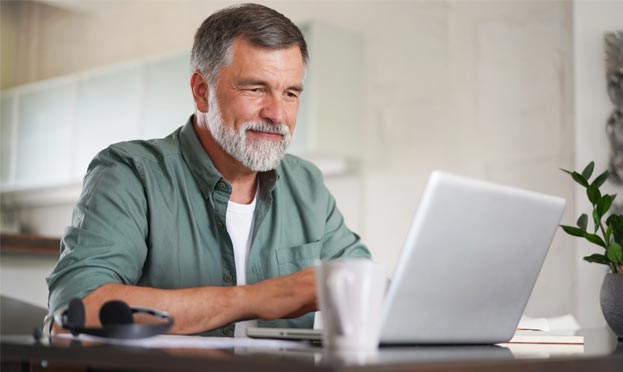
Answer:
[
  {"left": 596, "top": 194, "right": 613, "bottom": 218},
  {"left": 606, "top": 214, "right": 623, "bottom": 231},
  {"left": 583, "top": 232, "right": 607, "bottom": 247},
  {"left": 581, "top": 161, "right": 595, "bottom": 180},
  {"left": 593, "top": 209, "right": 600, "bottom": 233},
  {"left": 583, "top": 254, "right": 611, "bottom": 265},
  {"left": 591, "top": 171, "right": 609, "bottom": 188},
  {"left": 576, "top": 214, "right": 588, "bottom": 232},
  {"left": 608, "top": 214, "right": 623, "bottom": 244},
  {"left": 606, "top": 243, "right": 623, "bottom": 264},
  {"left": 607, "top": 214, "right": 623, "bottom": 235},
  {"left": 560, "top": 168, "right": 573, "bottom": 176},
  {"left": 611, "top": 194, "right": 618, "bottom": 202},
  {"left": 605, "top": 224, "right": 613, "bottom": 245},
  {"left": 587, "top": 186, "right": 601, "bottom": 205},
  {"left": 560, "top": 225, "right": 584, "bottom": 237},
  {"left": 571, "top": 172, "right": 589, "bottom": 187}
]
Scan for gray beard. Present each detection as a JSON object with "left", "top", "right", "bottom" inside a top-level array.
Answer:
[{"left": 206, "top": 91, "right": 292, "bottom": 172}]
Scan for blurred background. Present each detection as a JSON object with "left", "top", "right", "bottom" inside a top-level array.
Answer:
[{"left": 0, "top": 0, "right": 621, "bottom": 330}]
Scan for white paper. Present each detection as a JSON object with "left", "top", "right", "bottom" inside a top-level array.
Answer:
[
  {"left": 518, "top": 315, "right": 550, "bottom": 331},
  {"left": 518, "top": 314, "right": 580, "bottom": 332},
  {"left": 54, "top": 333, "right": 308, "bottom": 349}
]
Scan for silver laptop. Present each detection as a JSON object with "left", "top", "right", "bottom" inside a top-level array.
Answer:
[{"left": 247, "top": 171, "right": 566, "bottom": 344}]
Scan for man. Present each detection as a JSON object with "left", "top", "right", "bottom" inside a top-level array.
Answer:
[{"left": 47, "top": 3, "right": 370, "bottom": 337}]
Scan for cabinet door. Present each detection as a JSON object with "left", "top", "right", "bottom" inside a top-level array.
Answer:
[
  {"left": 74, "top": 65, "right": 142, "bottom": 178},
  {"left": 15, "top": 82, "right": 75, "bottom": 185},
  {"left": 1, "top": 94, "right": 15, "bottom": 184},
  {"left": 143, "top": 53, "right": 194, "bottom": 139}
]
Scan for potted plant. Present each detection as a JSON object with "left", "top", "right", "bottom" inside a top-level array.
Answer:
[{"left": 560, "top": 161, "right": 623, "bottom": 340}]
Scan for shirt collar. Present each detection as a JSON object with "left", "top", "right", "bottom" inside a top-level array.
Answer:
[{"left": 179, "top": 115, "right": 279, "bottom": 198}]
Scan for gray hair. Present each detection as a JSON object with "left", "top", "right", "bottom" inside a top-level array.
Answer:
[{"left": 190, "top": 3, "right": 308, "bottom": 85}]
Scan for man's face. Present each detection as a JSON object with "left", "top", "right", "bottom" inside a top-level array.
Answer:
[{"left": 205, "top": 38, "right": 305, "bottom": 172}]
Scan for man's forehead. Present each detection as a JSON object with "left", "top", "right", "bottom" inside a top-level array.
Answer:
[
  {"left": 228, "top": 38, "right": 304, "bottom": 71},
  {"left": 218, "top": 38, "right": 305, "bottom": 88}
]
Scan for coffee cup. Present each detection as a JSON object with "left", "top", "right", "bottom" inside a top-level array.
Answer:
[{"left": 315, "top": 259, "right": 386, "bottom": 350}]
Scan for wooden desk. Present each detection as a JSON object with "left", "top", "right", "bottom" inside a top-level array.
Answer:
[{"left": 2, "top": 331, "right": 622, "bottom": 372}]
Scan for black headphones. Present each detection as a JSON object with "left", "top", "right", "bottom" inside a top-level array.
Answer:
[{"left": 54, "top": 298, "right": 174, "bottom": 339}]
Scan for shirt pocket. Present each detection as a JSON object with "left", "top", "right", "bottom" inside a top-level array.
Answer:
[{"left": 276, "top": 241, "right": 321, "bottom": 276}]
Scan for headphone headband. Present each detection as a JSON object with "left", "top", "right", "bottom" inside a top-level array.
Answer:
[{"left": 54, "top": 298, "right": 174, "bottom": 339}]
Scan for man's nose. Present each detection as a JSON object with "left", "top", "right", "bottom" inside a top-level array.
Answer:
[{"left": 260, "top": 95, "right": 288, "bottom": 124}]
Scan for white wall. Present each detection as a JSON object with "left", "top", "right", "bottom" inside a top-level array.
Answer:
[
  {"left": 573, "top": 0, "right": 623, "bottom": 329},
  {"left": 0, "top": 255, "right": 57, "bottom": 308},
  {"left": 1, "top": 0, "right": 577, "bottom": 317}
]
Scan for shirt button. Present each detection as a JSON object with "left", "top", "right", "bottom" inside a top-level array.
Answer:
[
  {"left": 217, "top": 182, "right": 226, "bottom": 190},
  {"left": 224, "top": 273, "right": 233, "bottom": 282}
]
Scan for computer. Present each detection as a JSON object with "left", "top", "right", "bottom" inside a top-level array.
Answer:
[{"left": 247, "top": 171, "right": 566, "bottom": 344}]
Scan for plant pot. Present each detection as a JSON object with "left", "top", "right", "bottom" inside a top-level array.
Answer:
[{"left": 600, "top": 273, "right": 623, "bottom": 340}]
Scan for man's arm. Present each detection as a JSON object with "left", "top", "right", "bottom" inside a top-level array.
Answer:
[
  {"left": 53, "top": 266, "right": 316, "bottom": 335},
  {"left": 48, "top": 146, "right": 316, "bottom": 335}
]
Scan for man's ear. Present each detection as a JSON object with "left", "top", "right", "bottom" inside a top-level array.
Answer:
[{"left": 190, "top": 71, "right": 209, "bottom": 113}]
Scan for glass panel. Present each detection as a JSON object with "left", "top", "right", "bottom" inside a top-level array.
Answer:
[
  {"left": 74, "top": 66, "right": 142, "bottom": 178},
  {"left": 16, "top": 83, "right": 74, "bottom": 184},
  {"left": 143, "top": 52, "right": 194, "bottom": 139}
]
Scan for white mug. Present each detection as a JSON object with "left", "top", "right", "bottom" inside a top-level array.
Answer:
[{"left": 315, "top": 259, "right": 386, "bottom": 350}]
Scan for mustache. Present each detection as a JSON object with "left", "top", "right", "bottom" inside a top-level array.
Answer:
[{"left": 241, "top": 121, "right": 290, "bottom": 136}]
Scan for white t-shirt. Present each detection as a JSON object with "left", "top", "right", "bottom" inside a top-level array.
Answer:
[{"left": 226, "top": 189, "right": 258, "bottom": 337}]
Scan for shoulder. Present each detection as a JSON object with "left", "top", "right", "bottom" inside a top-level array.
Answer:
[
  {"left": 274, "top": 154, "right": 332, "bottom": 203},
  {"left": 85, "top": 127, "right": 183, "bottom": 185},
  {"left": 105, "top": 128, "right": 183, "bottom": 165},
  {"left": 277, "top": 154, "right": 324, "bottom": 182}
]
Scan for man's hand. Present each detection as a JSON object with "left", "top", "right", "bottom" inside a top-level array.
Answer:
[{"left": 244, "top": 267, "right": 317, "bottom": 320}]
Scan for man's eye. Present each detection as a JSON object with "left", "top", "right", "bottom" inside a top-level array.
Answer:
[
  {"left": 244, "top": 88, "right": 263, "bottom": 95},
  {"left": 285, "top": 91, "right": 299, "bottom": 99}
]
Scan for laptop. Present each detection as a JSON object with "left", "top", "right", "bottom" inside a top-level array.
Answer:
[{"left": 247, "top": 171, "right": 566, "bottom": 344}]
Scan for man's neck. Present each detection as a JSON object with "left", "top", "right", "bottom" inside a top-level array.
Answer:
[{"left": 192, "top": 117, "right": 258, "bottom": 204}]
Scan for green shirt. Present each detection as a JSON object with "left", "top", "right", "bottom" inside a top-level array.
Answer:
[{"left": 46, "top": 116, "right": 371, "bottom": 336}]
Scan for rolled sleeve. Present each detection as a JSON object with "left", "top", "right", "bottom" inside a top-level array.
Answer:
[{"left": 46, "top": 147, "right": 148, "bottom": 315}]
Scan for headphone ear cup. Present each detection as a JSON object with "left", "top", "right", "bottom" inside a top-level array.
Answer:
[
  {"left": 99, "top": 300, "right": 134, "bottom": 326},
  {"left": 66, "top": 298, "right": 86, "bottom": 336}
]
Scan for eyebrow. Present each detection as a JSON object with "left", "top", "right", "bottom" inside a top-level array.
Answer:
[{"left": 236, "top": 78, "right": 304, "bottom": 93}]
